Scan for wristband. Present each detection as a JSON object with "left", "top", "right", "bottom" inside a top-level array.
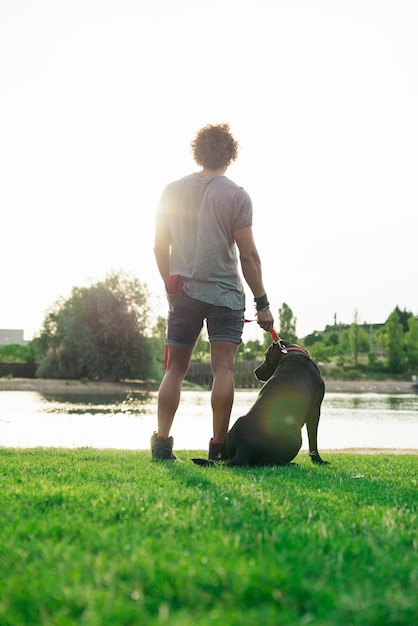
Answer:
[{"left": 254, "top": 294, "right": 269, "bottom": 311}]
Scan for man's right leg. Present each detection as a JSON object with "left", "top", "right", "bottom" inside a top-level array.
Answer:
[
  {"left": 207, "top": 341, "right": 239, "bottom": 461},
  {"left": 206, "top": 305, "right": 243, "bottom": 460}
]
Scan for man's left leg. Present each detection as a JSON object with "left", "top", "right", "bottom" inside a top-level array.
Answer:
[
  {"left": 152, "top": 346, "right": 193, "bottom": 460},
  {"left": 157, "top": 346, "right": 193, "bottom": 438}
]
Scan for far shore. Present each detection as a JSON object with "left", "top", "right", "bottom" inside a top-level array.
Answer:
[{"left": 0, "top": 377, "right": 416, "bottom": 395}]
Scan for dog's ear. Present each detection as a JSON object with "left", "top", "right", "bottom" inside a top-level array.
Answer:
[
  {"left": 254, "top": 364, "right": 267, "bottom": 381},
  {"left": 254, "top": 343, "right": 283, "bottom": 381}
]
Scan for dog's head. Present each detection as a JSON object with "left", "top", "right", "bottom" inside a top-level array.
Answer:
[{"left": 254, "top": 340, "right": 292, "bottom": 382}]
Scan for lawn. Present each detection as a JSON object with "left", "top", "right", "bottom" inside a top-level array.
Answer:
[{"left": 0, "top": 449, "right": 416, "bottom": 625}]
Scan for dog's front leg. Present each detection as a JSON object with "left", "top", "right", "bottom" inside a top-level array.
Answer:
[
  {"left": 308, "top": 450, "right": 330, "bottom": 465},
  {"left": 306, "top": 408, "right": 330, "bottom": 465}
]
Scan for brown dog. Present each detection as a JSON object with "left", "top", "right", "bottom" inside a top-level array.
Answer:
[{"left": 192, "top": 340, "right": 329, "bottom": 467}]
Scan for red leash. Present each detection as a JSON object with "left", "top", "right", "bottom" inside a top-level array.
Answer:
[
  {"left": 269, "top": 328, "right": 280, "bottom": 342},
  {"left": 244, "top": 319, "right": 287, "bottom": 352}
]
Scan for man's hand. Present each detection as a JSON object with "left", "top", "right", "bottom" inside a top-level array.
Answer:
[{"left": 256, "top": 309, "right": 274, "bottom": 332}]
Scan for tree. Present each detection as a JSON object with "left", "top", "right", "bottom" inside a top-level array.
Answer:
[
  {"left": 405, "top": 315, "right": 418, "bottom": 370},
  {"left": 308, "top": 341, "right": 332, "bottom": 364},
  {"left": 238, "top": 339, "right": 264, "bottom": 361},
  {"left": 393, "top": 306, "right": 414, "bottom": 333},
  {"left": 36, "top": 271, "right": 151, "bottom": 380},
  {"left": 279, "top": 303, "right": 297, "bottom": 343},
  {"left": 304, "top": 331, "right": 323, "bottom": 347},
  {"left": 192, "top": 330, "right": 211, "bottom": 363},
  {"left": 147, "top": 316, "right": 168, "bottom": 381},
  {"left": 326, "top": 332, "right": 340, "bottom": 347},
  {"left": 350, "top": 310, "right": 360, "bottom": 366},
  {"left": 386, "top": 309, "right": 405, "bottom": 374}
]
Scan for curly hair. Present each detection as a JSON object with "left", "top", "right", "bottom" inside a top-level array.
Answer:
[{"left": 190, "top": 123, "right": 239, "bottom": 169}]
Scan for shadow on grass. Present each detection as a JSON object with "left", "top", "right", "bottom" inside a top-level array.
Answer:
[{"left": 158, "top": 452, "right": 417, "bottom": 511}]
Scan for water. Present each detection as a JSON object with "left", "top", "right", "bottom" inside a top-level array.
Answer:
[{"left": 0, "top": 389, "right": 417, "bottom": 452}]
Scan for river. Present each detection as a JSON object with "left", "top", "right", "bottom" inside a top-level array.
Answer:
[{"left": 0, "top": 389, "right": 417, "bottom": 452}]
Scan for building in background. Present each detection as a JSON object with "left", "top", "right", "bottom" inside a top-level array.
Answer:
[{"left": 0, "top": 330, "right": 27, "bottom": 347}]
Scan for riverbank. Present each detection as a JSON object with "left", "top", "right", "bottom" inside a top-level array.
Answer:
[
  {"left": 0, "top": 378, "right": 159, "bottom": 394},
  {"left": 323, "top": 378, "right": 416, "bottom": 393},
  {"left": 0, "top": 377, "right": 416, "bottom": 394}
]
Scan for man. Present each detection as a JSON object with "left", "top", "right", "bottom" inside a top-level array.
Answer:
[{"left": 152, "top": 123, "right": 274, "bottom": 461}]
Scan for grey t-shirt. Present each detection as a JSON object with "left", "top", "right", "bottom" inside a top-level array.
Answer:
[{"left": 157, "top": 173, "right": 252, "bottom": 310}]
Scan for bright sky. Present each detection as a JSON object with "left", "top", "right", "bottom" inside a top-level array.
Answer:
[{"left": 1, "top": 0, "right": 417, "bottom": 341}]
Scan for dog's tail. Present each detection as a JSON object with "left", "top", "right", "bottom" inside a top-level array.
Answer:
[{"left": 190, "top": 458, "right": 216, "bottom": 467}]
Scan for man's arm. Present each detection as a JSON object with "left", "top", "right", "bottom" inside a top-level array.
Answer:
[
  {"left": 154, "top": 213, "right": 171, "bottom": 281},
  {"left": 234, "top": 226, "right": 274, "bottom": 331}
]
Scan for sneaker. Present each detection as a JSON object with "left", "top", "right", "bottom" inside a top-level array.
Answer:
[
  {"left": 151, "top": 432, "right": 176, "bottom": 460},
  {"left": 208, "top": 438, "right": 227, "bottom": 461}
]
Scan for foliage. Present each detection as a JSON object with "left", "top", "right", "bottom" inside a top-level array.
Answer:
[
  {"left": 0, "top": 343, "right": 35, "bottom": 363},
  {"left": 350, "top": 310, "right": 361, "bottom": 365},
  {"left": 0, "top": 448, "right": 416, "bottom": 625},
  {"left": 4, "top": 298, "right": 417, "bottom": 383},
  {"left": 350, "top": 314, "right": 370, "bottom": 365},
  {"left": 303, "top": 331, "right": 323, "bottom": 347},
  {"left": 386, "top": 310, "right": 406, "bottom": 374},
  {"left": 306, "top": 341, "right": 333, "bottom": 364},
  {"left": 237, "top": 339, "right": 265, "bottom": 361},
  {"left": 405, "top": 315, "right": 418, "bottom": 369},
  {"left": 36, "top": 271, "right": 151, "bottom": 380},
  {"left": 192, "top": 329, "right": 211, "bottom": 363},
  {"left": 278, "top": 302, "right": 297, "bottom": 343},
  {"left": 147, "top": 316, "right": 167, "bottom": 381},
  {"left": 393, "top": 305, "right": 414, "bottom": 332},
  {"left": 300, "top": 307, "right": 418, "bottom": 379},
  {"left": 243, "top": 304, "right": 417, "bottom": 379}
]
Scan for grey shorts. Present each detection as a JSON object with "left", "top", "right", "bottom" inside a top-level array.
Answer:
[{"left": 166, "top": 293, "right": 244, "bottom": 348}]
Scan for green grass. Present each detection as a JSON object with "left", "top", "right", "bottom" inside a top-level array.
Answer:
[{"left": 0, "top": 449, "right": 416, "bottom": 625}]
